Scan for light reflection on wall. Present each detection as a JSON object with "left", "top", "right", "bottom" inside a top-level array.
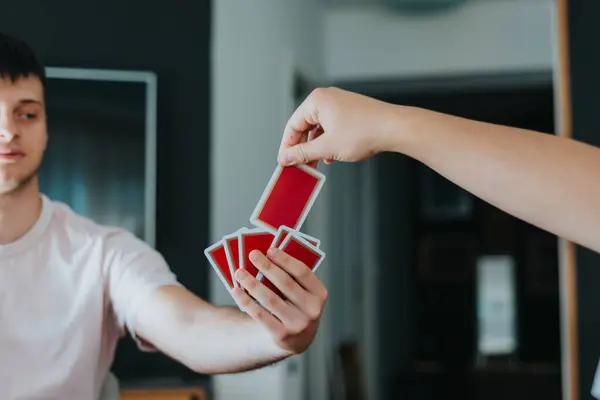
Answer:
[{"left": 38, "top": 77, "right": 148, "bottom": 241}]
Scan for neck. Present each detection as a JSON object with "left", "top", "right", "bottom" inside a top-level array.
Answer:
[{"left": 0, "top": 179, "right": 43, "bottom": 245}]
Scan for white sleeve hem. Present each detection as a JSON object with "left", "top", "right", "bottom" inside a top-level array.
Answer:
[{"left": 122, "top": 280, "right": 183, "bottom": 352}]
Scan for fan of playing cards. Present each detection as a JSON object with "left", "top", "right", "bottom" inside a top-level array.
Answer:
[{"left": 204, "top": 164, "right": 326, "bottom": 299}]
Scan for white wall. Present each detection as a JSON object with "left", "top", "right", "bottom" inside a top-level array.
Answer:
[
  {"left": 211, "top": 1, "right": 556, "bottom": 399},
  {"left": 210, "top": 1, "right": 325, "bottom": 399},
  {"left": 320, "top": 1, "right": 556, "bottom": 399},
  {"left": 324, "top": 0, "right": 555, "bottom": 82}
]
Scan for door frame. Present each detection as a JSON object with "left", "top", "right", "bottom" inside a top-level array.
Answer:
[
  {"left": 329, "top": 1, "right": 577, "bottom": 399},
  {"left": 553, "top": 1, "right": 578, "bottom": 399}
]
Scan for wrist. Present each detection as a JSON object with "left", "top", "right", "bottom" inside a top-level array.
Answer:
[
  {"left": 374, "top": 104, "right": 415, "bottom": 155},
  {"left": 251, "top": 318, "right": 293, "bottom": 360}
]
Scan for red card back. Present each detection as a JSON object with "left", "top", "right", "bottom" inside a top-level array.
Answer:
[
  {"left": 252, "top": 165, "right": 324, "bottom": 232},
  {"left": 275, "top": 231, "right": 319, "bottom": 248},
  {"left": 240, "top": 231, "right": 275, "bottom": 278},
  {"left": 273, "top": 231, "right": 288, "bottom": 248},
  {"left": 280, "top": 236, "right": 322, "bottom": 270},
  {"left": 304, "top": 237, "right": 319, "bottom": 248},
  {"left": 224, "top": 236, "right": 240, "bottom": 271},
  {"left": 262, "top": 235, "right": 324, "bottom": 298},
  {"left": 206, "top": 243, "right": 234, "bottom": 289}
]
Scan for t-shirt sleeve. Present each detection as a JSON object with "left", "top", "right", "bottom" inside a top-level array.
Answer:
[{"left": 104, "top": 229, "right": 182, "bottom": 352}]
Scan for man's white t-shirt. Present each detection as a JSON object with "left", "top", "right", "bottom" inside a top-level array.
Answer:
[{"left": 0, "top": 195, "right": 180, "bottom": 399}]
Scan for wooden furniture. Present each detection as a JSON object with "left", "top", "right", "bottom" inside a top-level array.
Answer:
[{"left": 120, "top": 387, "right": 207, "bottom": 400}]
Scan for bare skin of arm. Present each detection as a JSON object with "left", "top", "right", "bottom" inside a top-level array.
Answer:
[
  {"left": 133, "top": 248, "right": 327, "bottom": 375},
  {"left": 393, "top": 106, "right": 600, "bottom": 253},
  {"left": 278, "top": 87, "right": 600, "bottom": 253}
]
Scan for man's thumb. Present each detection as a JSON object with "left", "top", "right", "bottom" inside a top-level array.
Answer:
[{"left": 279, "top": 137, "right": 328, "bottom": 166}]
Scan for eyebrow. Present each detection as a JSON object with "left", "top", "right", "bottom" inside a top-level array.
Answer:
[{"left": 19, "top": 99, "right": 44, "bottom": 106}]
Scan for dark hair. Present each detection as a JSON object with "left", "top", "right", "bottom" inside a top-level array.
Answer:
[{"left": 0, "top": 32, "right": 46, "bottom": 88}]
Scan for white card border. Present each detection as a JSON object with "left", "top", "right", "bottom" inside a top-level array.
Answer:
[
  {"left": 223, "top": 227, "right": 247, "bottom": 288},
  {"left": 204, "top": 240, "right": 234, "bottom": 293},
  {"left": 238, "top": 230, "right": 274, "bottom": 273},
  {"left": 277, "top": 225, "right": 321, "bottom": 248},
  {"left": 279, "top": 231, "right": 326, "bottom": 274},
  {"left": 257, "top": 229, "right": 326, "bottom": 282}
]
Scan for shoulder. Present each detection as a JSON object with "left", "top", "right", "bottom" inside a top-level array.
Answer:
[
  {"left": 46, "top": 196, "right": 160, "bottom": 263},
  {"left": 48, "top": 198, "right": 119, "bottom": 237}
]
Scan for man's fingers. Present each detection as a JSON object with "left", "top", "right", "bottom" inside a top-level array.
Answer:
[
  {"left": 234, "top": 267, "right": 300, "bottom": 326},
  {"left": 265, "top": 248, "right": 325, "bottom": 295},
  {"left": 250, "top": 250, "right": 312, "bottom": 309},
  {"left": 231, "top": 287, "right": 283, "bottom": 333},
  {"left": 266, "top": 248, "right": 328, "bottom": 319}
]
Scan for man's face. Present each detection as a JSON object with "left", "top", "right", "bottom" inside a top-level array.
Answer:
[{"left": 0, "top": 76, "right": 47, "bottom": 195}]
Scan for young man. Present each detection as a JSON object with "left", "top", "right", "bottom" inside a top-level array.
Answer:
[{"left": 0, "top": 33, "right": 328, "bottom": 398}]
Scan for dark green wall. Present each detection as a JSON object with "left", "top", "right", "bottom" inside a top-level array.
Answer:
[{"left": 0, "top": 1, "right": 211, "bottom": 384}]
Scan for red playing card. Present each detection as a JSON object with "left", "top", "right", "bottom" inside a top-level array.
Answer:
[
  {"left": 258, "top": 233, "right": 325, "bottom": 298},
  {"left": 204, "top": 240, "right": 234, "bottom": 291},
  {"left": 238, "top": 230, "right": 275, "bottom": 279},
  {"left": 257, "top": 225, "right": 320, "bottom": 283},
  {"left": 279, "top": 233, "right": 325, "bottom": 272},
  {"left": 250, "top": 164, "right": 325, "bottom": 234},
  {"left": 271, "top": 225, "right": 320, "bottom": 249},
  {"left": 223, "top": 230, "right": 244, "bottom": 288}
]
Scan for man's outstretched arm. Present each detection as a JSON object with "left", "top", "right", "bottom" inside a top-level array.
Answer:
[
  {"left": 132, "top": 248, "right": 326, "bottom": 375},
  {"left": 277, "top": 87, "right": 600, "bottom": 253}
]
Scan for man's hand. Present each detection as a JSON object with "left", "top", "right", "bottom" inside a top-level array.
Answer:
[
  {"left": 132, "top": 249, "right": 328, "bottom": 375},
  {"left": 231, "top": 247, "right": 327, "bottom": 355}
]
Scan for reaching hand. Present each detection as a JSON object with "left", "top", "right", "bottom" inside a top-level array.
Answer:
[
  {"left": 278, "top": 87, "right": 401, "bottom": 166},
  {"left": 231, "top": 248, "right": 328, "bottom": 355}
]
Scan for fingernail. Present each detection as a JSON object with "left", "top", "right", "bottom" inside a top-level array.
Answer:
[
  {"left": 267, "top": 247, "right": 278, "bottom": 257},
  {"left": 249, "top": 250, "right": 260, "bottom": 262},
  {"left": 237, "top": 269, "right": 249, "bottom": 279},
  {"left": 280, "top": 152, "right": 294, "bottom": 166}
]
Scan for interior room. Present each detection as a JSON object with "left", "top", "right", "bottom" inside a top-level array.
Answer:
[{"left": 1, "top": 0, "right": 599, "bottom": 399}]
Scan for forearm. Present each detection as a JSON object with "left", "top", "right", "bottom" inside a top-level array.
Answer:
[
  {"left": 176, "top": 304, "right": 291, "bottom": 375},
  {"left": 135, "top": 287, "right": 292, "bottom": 375},
  {"left": 389, "top": 106, "right": 600, "bottom": 252}
]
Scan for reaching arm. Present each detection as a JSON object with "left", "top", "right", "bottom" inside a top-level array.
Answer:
[
  {"left": 131, "top": 248, "right": 326, "bottom": 375},
  {"left": 390, "top": 106, "right": 600, "bottom": 253},
  {"left": 277, "top": 87, "right": 600, "bottom": 253}
]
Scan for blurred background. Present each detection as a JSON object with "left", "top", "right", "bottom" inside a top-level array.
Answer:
[{"left": 3, "top": 0, "right": 600, "bottom": 399}]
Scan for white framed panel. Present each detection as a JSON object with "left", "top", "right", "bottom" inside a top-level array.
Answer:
[{"left": 42, "top": 67, "right": 157, "bottom": 247}]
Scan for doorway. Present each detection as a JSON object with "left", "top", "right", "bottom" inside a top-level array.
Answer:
[{"left": 342, "top": 71, "right": 562, "bottom": 399}]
